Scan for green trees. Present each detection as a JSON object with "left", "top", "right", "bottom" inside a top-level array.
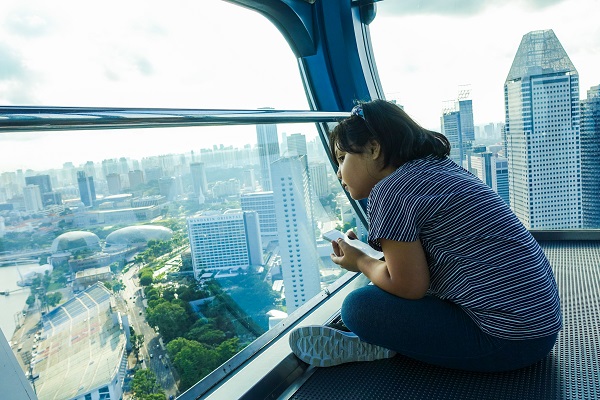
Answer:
[
  {"left": 145, "top": 301, "right": 192, "bottom": 342},
  {"left": 139, "top": 269, "right": 154, "bottom": 286},
  {"left": 129, "top": 327, "right": 145, "bottom": 361},
  {"left": 46, "top": 292, "right": 62, "bottom": 307},
  {"left": 166, "top": 337, "right": 239, "bottom": 391},
  {"left": 131, "top": 369, "right": 165, "bottom": 400}
]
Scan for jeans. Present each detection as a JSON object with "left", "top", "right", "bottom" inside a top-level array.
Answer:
[{"left": 340, "top": 285, "right": 558, "bottom": 372}]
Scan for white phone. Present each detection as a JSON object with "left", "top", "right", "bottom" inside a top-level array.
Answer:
[{"left": 322, "top": 229, "right": 384, "bottom": 260}]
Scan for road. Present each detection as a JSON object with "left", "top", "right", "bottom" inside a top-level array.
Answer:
[{"left": 122, "top": 264, "right": 179, "bottom": 399}]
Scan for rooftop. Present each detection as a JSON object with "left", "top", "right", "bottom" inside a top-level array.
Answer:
[{"left": 33, "top": 284, "right": 127, "bottom": 400}]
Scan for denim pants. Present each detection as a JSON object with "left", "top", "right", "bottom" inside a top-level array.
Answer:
[{"left": 340, "top": 285, "right": 558, "bottom": 372}]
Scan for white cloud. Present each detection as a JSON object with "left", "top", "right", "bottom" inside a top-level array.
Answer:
[{"left": 0, "top": 0, "right": 599, "bottom": 171}]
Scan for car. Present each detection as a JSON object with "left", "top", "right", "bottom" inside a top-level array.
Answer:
[
  {"left": 150, "top": 353, "right": 153, "bottom": 358},
  {"left": 159, "top": 354, "right": 162, "bottom": 360}
]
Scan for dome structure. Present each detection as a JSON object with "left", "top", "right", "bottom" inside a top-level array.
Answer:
[
  {"left": 50, "top": 231, "right": 101, "bottom": 254},
  {"left": 105, "top": 225, "right": 173, "bottom": 248}
]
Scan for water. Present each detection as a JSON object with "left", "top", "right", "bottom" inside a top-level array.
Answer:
[{"left": 0, "top": 263, "right": 36, "bottom": 339}]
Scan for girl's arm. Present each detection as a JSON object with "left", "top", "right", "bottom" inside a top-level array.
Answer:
[{"left": 331, "top": 238, "right": 430, "bottom": 299}]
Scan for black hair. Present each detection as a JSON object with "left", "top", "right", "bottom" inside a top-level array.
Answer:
[{"left": 329, "top": 99, "right": 451, "bottom": 169}]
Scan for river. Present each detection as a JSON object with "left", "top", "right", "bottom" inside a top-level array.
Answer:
[{"left": 0, "top": 263, "right": 37, "bottom": 339}]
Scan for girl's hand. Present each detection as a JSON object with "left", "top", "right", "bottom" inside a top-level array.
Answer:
[{"left": 330, "top": 238, "right": 369, "bottom": 272}]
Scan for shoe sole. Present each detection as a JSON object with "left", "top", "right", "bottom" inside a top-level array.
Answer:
[{"left": 289, "top": 325, "right": 396, "bottom": 367}]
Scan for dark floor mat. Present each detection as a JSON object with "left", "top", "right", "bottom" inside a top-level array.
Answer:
[{"left": 289, "top": 241, "right": 600, "bottom": 400}]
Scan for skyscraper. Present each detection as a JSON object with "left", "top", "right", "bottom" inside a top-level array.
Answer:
[
  {"left": 256, "top": 122, "right": 280, "bottom": 191},
  {"left": 128, "top": 170, "right": 144, "bottom": 189},
  {"left": 241, "top": 192, "right": 278, "bottom": 243},
  {"left": 187, "top": 211, "right": 263, "bottom": 279},
  {"left": 468, "top": 151, "right": 510, "bottom": 205},
  {"left": 580, "top": 85, "right": 600, "bottom": 228},
  {"left": 106, "top": 173, "right": 122, "bottom": 195},
  {"left": 287, "top": 133, "right": 308, "bottom": 157},
  {"left": 504, "top": 29, "right": 581, "bottom": 229},
  {"left": 23, "top": 185, "right": 43, "bottom": 212},
  {"left": 190, "top": 162, "right": 208, "bottom": 200},
  {"left": 440, "top": 88, "right": 475, "bottom": 167},
  {"left": 270, "top": 156, "right": 320, "bottom": 313},
  {"left": 77, "top": 171, "right": 96, "bottom": 207},
  {"left": 25, "top": 175, "right": 52, "bottom": 194}
]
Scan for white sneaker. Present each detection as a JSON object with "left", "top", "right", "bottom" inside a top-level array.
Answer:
[{"left": 289, "top": 325, "right": 396, "bottom": 367}]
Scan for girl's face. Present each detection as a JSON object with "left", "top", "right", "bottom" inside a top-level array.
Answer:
[{"left": 335, "top": 142, "right": 388, "bottom": 200}]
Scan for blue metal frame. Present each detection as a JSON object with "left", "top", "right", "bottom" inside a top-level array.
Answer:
[{"left": 225, "top": 0, "right": 384, "bottom": 112}]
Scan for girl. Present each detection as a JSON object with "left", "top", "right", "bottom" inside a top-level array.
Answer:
[{"left": 289, "top": 99, "right": 562, "bottom": 372}]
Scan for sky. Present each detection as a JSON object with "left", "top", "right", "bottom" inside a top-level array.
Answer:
[{"left": 1, "top": 0, "right": 599, "bottom": 173}]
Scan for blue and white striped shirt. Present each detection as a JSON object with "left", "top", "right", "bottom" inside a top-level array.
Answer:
[{"left": 367, "top": 156, "right": 562, "bottom": 339}]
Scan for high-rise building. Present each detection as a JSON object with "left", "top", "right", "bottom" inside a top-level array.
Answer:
[
  {"left": 242, "top": 169, "right": 257, "bottom": 191},
  {"left": 287, "top": 133, "right": 308, "bottom": 157},
  {"left": 158, "top": 177, "right": 178, "bottom": 201},
  {"left": 24, "top": 174, "right": 62, "bottom": 206},
  {"left": 84, "top": 161, "right": 96, "bottom": 179},
  {"left": 190, "top": 162, "right": 208, "bottom": 199},
  {"left": 504, "top": 29, "right": 581, "bottom": 229},
  {"left": 256, "top": 122, "right": 280, "bottom": 191},
  {"left": 241, "top": 192, "right": 278, "bottom": 243},
  {"left": 128, "top": 170, "right": 144, "bottom": 189},
  {"left": 270, "top": 156, "right": 321, "bottom": 313},
  {"left": 119, "top": 157, "right": 129, "bottom": 174},
  {"left": 77, "top": 171, "right": 96, "bottom": 207},
  {"left": 106, "top": 173, "right": 122, "bottom": 195},
  {"left": 101, "top": 158, "right": 119, "bottom": 179},
  {"left": 25, "top": 174, "right": 52, "bottom": 194},
  {"left": 440, "top": 88, "right": 475, "bottom": 167},
  {"left": 187, "top": 211, "right": 263, "bottom": 279},
  {"left": 581, "top": 85, "right": 600, "bottom": 228},
  {"left": 309, "top": 162, "right": 329, "bottom": 198},
  {"left": 441, "top": 109, "right": 462, "bottom": 165},
  {"left": 468, "top": 151, "right": 510, "bottom": 205},
  {"left": 23, "top": 185, "right": 43, "bottom": 212}
]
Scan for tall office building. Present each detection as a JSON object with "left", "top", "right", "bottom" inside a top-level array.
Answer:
[
  {"left": 25, "top": 174, "right": 62, "bottom": 206},
  {"left": 128, "top": 170, "right": 145, "bottom": 189},
  {"left": 187, "top": 211, "right": 263, "bottom": 279},
  {"left": 190, "top": 162, "right": 208, "bottom": 200},
  {"left": 159, "top": 177, "right": 178, "bottom": 201},
  {"left": 101, "top": 158, "right": 119, "bottom": 179},
  {"left": 468, "top": 151, "right": 510, "bottom": 205},
  {"left": 581, "top": 85, "right": 600, "bottom": 228},
  {"left": 309, "top": 163, "right": 329, "bottom": 198},
  {"left": 23, "top": 185, "right": 43, "bottom": 212},
  {"left": 256, "top": 122, "right": 280, "bottom": 191},
  {"left": 271, "top": 156, "right": 320, "bottom": 313},
  {"left": 25, "top": 174, "right": 52, "bottom": 194},
  {"left": 84, "top": 161, "right": 96, "bottom": 179},
  {"left": 287, "top": 133, "right": 308, "bottom": 157},
  {"left": 106, "top": 173, "right": 122, "bottom": 195},
  {"left": 441, "top": 109, "right": 462, "bottom": 165},
  {"left": 504, "top": 29, "right": 581, "bottom": 229},
  {"left": 441, "top": 89, "right": 475, "bottom": 167},
  {"left": 241, "top": 192, "right": 278, "bottom": 243},
  {"left": 119, "top": 157, "right": 129, "bottom": 174},
  {"left": 77, "top": 171, "right": 96, "bottom": 207}
]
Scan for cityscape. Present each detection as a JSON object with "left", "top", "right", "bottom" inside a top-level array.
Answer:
[{"left": 0, "top": 26, "right": 599, "bottom": 400}]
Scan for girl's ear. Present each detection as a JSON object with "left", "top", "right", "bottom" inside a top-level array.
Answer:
[{"left": 370, "top": 141, "right": 382, "bottom": 160}]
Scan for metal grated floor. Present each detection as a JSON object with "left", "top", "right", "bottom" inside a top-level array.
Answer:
[{"left": 287, "top": 241, "right": 600, "bottom": 400}]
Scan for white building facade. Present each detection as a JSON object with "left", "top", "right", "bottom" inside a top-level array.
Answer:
[
  {"left": 187, "top": 211, "right": 263, "bottom": 279},
  {"left": 271, "top": 156, "right": 321, "bottom": 313}
]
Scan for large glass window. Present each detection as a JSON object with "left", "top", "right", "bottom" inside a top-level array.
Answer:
[
  {"left": 0, "top": 1, "right": 353, "bottom": 398},
  {"left": 370, "top": 0, "right": 599, "bottom": 230}
]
